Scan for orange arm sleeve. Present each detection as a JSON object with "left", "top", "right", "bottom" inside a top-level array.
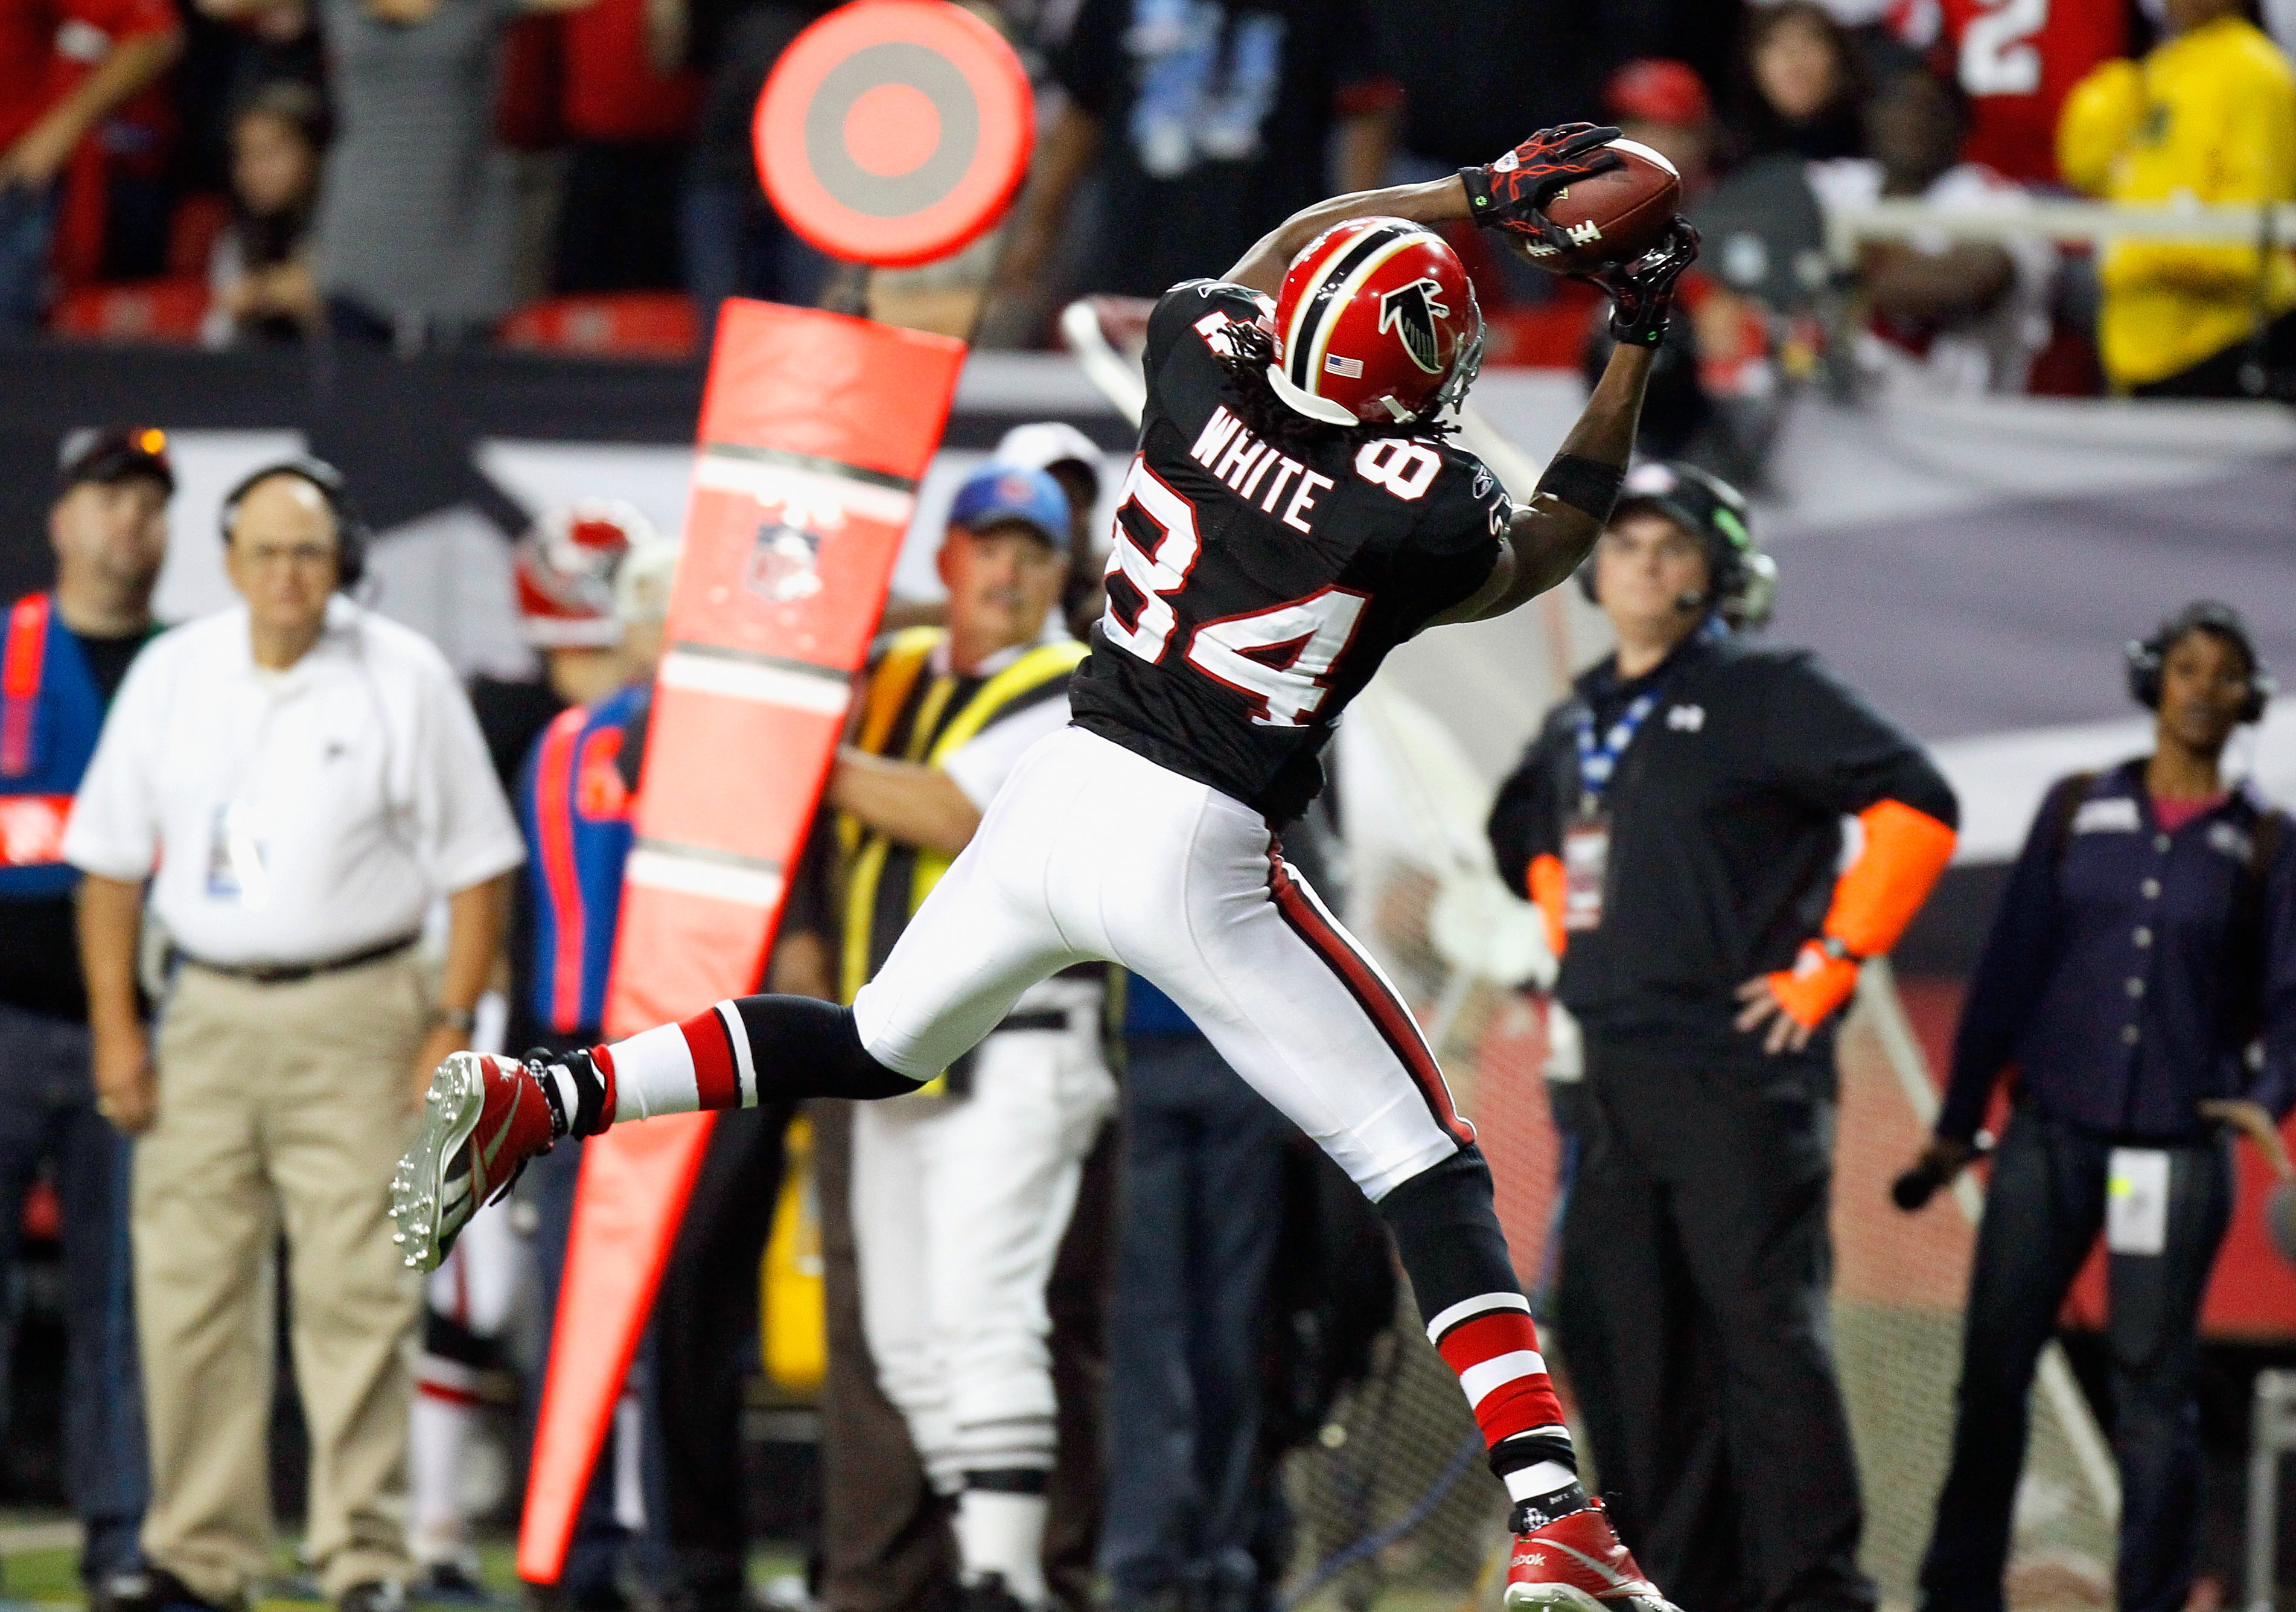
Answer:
[
  {"left": 1528, "top": 852, "right": 1567, "bottom": 960},
  {"left": 1827, "top": 799, "right": 1959, "bottom": 959},
  {"left": 1768, "top": 800, "right": 1958, "bottom": 1028}
]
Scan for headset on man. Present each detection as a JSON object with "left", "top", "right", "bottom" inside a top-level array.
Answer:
[
  {"left": 1576, "top": 459, "right": 1776, "bottom": 629},
  {"left": 218, "top": 457, "right": 371, "bottom": 591}
]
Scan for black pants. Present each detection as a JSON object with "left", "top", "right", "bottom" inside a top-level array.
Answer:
[
  {"left": 1559, "top": 1047, "right": 1874, "bottom": 1612},
  {"left": 653, "top": 1102, "right": 796, "bottom": 1604},
  {"left": 1918, "top": 1107, "right": 2233, "bottom": 1612},
  {"left": 1100, "top": 1033, "right": 1290, "bottom": 1612},
  {"left": 0, "top": 1002, "right": 146, "bottom": 1583}
]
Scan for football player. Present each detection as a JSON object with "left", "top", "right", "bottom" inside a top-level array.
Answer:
[{"left": 395, "top": 124, "right": 1696, "bottom": 1612}]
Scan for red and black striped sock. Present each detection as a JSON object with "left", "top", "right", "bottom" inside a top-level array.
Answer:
[
  {"left": 599, "top": 995, "right": 923, "bottom": 1121},
  {"left": 1378, "top": 1147, "right": 1580, "bottom": 1503}
]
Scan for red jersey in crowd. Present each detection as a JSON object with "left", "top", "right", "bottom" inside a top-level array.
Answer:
[
  {"left": 0, "top": 0, "right": 175, "bottom": 152},
  {"left": 558, "top": 0, "right": 700, "bottom": 144},
  {"left": 1891, "top": 0, "right": 2128, "bottom": 182}
]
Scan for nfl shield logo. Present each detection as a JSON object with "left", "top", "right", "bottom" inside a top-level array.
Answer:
[{"left": 746, "top": 520, "right": 824, "bottom": 603}]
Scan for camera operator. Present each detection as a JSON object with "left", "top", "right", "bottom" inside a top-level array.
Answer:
[
  {"left": 1905, "top": 601, "right": 2295, "bottom": 1612},
  {"left": 1488, "top": 462, "right": 1959, "bottom": 1612}
]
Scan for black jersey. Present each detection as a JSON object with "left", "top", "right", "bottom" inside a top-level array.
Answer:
[{"left": 1068, "top": 280, "right": 1510, "bottom": 824}]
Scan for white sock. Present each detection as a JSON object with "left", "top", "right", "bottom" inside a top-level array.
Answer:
[
  {"left": 954, "top": 1489, "right": 1048, "bottom": 1605},
  {"left": 1504, "top": 1460, "right": 1580, "bottom": 1506},
  {"left": 409, "top": 1389, "right": 474, "bottom": 1566},
  {"left": 605, "top": 1022, "right": 704, "bottom": 1122},
  {"left": 611, "top": 1392, "right": 646, "bottom": 1530}
]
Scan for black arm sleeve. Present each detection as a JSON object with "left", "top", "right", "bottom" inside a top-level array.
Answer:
[
  {"left": 777, "top": 809, "right": 837, "bottom": 944},
  {"left": 1761, "top": 651, "right": 1959, "bottom": 828},
  {"left": 1487, "top": 713, "right": 1572, "bottom": 897},
  {"left": 1936, "top": 775, "right": 2082, "bottom": 1140},
  {"left": 2250, "top": 817, "right": 2296, "bottom": 1119}
]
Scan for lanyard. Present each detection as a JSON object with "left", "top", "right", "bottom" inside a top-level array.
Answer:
[
  {"left": 1574, "top": 689, "right": 1660, "bottom": 814},
  {"left": 1574, "top": 624, "right": 1721, "bottom": 813}
]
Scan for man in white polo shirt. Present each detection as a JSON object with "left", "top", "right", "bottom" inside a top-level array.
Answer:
[{"left": 65, "top": 461, "right": 525, "bottom": 1612}]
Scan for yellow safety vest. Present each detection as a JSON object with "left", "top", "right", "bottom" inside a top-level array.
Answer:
[{"left": 837, "top": 627, "right": 1088, "bottom": 1008}]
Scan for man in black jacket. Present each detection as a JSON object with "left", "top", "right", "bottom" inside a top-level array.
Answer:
[{"left": 1487, "top": 462, "right": 1958, "bottom": 1612}]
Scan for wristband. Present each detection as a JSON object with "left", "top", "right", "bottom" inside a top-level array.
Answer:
[
  {"left": 1768, "top": 942, "right": 1860, "bottom": 1030},
  {"left": 434, "top": 1005, "right": 477, "bottom": 1035},
  {"left": 1534, "top": 455, "right": 1623, "bottom": 523},
  {"left": 1458, "top": 167, "right": 1504, "bottom": 228}
]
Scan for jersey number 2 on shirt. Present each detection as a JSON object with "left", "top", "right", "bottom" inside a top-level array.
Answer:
[
  {"left": 1103, "top": 453, "right": 1367, "bottom": 729},
  {"left": 1961, "top": 0, "right": 2047, "bottom": 95}
]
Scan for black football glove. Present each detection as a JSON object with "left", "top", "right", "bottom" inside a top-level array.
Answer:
[
  {"left": 1459, "top": 123, "right": 1625, "bottom": 252},
  {"left": 1591, "top": 217, "right": 1700, "bottom": 347}
]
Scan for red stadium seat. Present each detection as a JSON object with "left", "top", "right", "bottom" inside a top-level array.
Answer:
[
  {"left": 167, "top": 194, "right": 232, "bottom": 279},
  {"left": 499, "top": 293, "right": 700, "bottom": 360},
  {"left": 1484, "top": 298, "right": 1601, "bottom": 369},
  {"left": 49, "top": 278, "right": 212, "bottom": 344}
]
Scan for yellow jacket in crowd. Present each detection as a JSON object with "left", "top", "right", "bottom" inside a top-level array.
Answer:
[{"left": 2058, "top": 15, "right": 2296, "bottom": 389}]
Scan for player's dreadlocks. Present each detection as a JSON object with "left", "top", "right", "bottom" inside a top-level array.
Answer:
[{"left": 1214, "top": 321, "right": 1455, "bottom": 454}]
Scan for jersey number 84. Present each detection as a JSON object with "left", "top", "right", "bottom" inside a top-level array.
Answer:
[{"left": 1100, "top": 452, "right": 1369, "bottom": 730}]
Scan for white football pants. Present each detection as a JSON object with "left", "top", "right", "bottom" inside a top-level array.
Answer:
[
  {"left": 853, "top": 726, "right": 1471, "bottom": 1204},
  {"left": 851, "top": 1001, "right": 1115, "bottom": 1492}
]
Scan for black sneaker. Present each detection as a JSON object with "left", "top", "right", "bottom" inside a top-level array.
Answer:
[
  {"left": 340, "top": 1581, "right": 410, "bottom": 1612},
  {"left": 95, "top": 1567, "right": 239, "bottom": 1612},
  {"left": 523, "top": 1583, "right": 631, "bottom": 1612},
  {"left": 1114, "top": 1587, "right": 1196, "bottom": 1612},
  {"left": 413, "top": 1563, "right": 496, "bottom": 1605},
  {"left": 655, "top": 1573, "right": 754, "bottom": 1612},
  {"left": 957, "top": 1575, "right": 1033, "bottom": 1612}
]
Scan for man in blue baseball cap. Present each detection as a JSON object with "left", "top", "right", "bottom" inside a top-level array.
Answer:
[
  {"left": 936, "top": 463, "right": 1074, "bottom": 664},
  {"left": 794, "top": 457, "right": 1117, "bottom": 1612}
]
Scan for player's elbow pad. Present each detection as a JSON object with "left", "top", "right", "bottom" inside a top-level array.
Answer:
[{"left": 1826, "top": 800, "right": 1959, "bottom": 959}]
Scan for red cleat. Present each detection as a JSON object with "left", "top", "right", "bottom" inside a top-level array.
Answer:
[
  {"left": 1505, "top": 1498, "right": 1677, "bottom": 1612},
  {"left": 390, "top": 1052, "right": 556, "bottom": 1272}
]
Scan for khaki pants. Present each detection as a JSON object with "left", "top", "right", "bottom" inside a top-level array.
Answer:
[{"left": 137, "top": 952, "right": 428, "bottom": 1603}]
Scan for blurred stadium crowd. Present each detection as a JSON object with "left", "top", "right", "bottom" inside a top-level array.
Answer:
[{"left": 6, "top": 0, "right": 2296, "bottom": 404}]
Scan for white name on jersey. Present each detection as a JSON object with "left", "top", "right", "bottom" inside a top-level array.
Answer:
[{"left": 1188, "top": 406, "right": 1336, "bottom": 536}]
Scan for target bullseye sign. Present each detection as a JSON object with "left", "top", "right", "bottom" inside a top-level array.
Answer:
[{"left": 757, "top": 1, "right": 1033, "bottom": 267}]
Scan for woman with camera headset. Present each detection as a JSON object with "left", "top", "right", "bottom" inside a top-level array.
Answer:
[{"left": 1907, "top": 601, "right": 2296, "bottom": 1612}]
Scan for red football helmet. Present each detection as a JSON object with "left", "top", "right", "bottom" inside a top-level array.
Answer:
[
  {"left": 1268, "top": 217, "right": 1484, "bottom": 427},
  {"left": 514, "top": 499, "right": 659, "bottom": 647}
]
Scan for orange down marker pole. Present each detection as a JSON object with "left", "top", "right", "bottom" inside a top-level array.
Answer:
[
  {"left": 517, "top": 0, "right": 1031, "bottom": 1576},
  {"left": 515, "top": 302, "right": 965, "bottom": 1582}
]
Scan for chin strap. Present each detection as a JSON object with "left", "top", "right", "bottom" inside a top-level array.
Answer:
[{"left": 1770, "top": 799, "right": 1959, "bottom": 1028}]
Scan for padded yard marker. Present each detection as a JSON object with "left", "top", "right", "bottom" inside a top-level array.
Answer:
[
  {"left": 754, "top": 0, "right": 1033, "bottom": 267},
  {"left": 517, "top": 299, "right": 969, "bottom": 1583}
]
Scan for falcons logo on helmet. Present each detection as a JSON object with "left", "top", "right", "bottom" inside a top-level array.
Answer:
[{"left": 1377, "top": 278, "right": 1449, "bottom": 375}]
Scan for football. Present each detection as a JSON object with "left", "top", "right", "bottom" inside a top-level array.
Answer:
[{"left": 1530, "top": 138, "right": 1682, "bottom": 275}]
